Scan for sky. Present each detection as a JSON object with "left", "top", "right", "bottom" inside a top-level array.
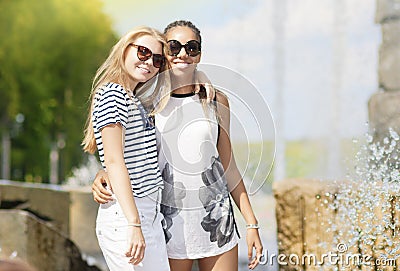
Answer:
[{"left": 100, "top": 0, "right": 381, "bottom": 141}]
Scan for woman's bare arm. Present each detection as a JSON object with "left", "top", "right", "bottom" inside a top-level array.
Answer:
[
  {"left": 215, "top": 92, "right": 263, "bottom": 270},
  {"left": 101, "top": 124, "right": 145, "bottom": 264}
]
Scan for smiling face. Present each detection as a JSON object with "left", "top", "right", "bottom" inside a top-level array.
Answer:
[
  {"left": 165, "top": 26, "right": 201, "bottom": 79},
  {"left": 124, "top": 34, "right": 163, "bottom": 87}
]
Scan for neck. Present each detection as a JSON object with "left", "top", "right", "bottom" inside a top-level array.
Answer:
[
  {"left": 127, "top": 81, "right": 138, "bottom": 92},
  {"left": 172, "top": 85, "right": 195, "bottom": 95},
  {"left": 171, "top": 75, "right": 195, "bottom": 94}
]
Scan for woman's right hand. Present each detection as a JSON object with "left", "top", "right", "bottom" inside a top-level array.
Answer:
[
  {"left": 194, "top": 70, "right": 215, "bottom": 102},
  {"left": 92, "top": 169, "right": 113, "bottom": 204},
  {"left": 126, "top": 226, "right": 146, "bottom": 265}
]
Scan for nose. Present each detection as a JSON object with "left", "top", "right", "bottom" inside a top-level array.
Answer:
[
  {"left": 176, "top": 46, "right": 187, "bottom": 58},
  {"left": 143, "top": 56, "right": 154, "bottom": 67}
]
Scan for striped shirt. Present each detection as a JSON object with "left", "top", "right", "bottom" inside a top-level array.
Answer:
[{"left": 93, "top": 82, "right": 163, "bottom": 198}]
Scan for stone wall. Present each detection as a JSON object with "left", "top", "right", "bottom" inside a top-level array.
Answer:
[
  {"left": 0, "top": 210, "right": 100, "bottom": 271},
  {"left": 369, "top": 0, "right": 400, "bottom": 141},
  {"left": 273, "top": 179, "right": 400, "bottom": 271},
  {"left": 273, "top": 179, "right": 337, "bottom": 271},
  {"left": 0, "top": 180, "right": 103, "bottom": 270}
]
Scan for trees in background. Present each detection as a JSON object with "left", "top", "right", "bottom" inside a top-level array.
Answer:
[{"left": 0, "top": 0, "right": 117, "bottom": 183}]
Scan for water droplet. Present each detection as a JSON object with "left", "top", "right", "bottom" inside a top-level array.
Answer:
[{"left": 328, "top": 129, "right": 399, "bottom": 256}]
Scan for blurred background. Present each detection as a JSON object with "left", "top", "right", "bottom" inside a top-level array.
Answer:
[
  {"left": 0, "top": 0, "right": 379, "bottom": 186},
  {"left": 0, "top": 0, "right": 381, "bottom": 270}
]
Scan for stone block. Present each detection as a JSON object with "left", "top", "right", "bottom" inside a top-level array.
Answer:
[
  {"left": 273, "top": 179, "right": 338, "bottom": 270},
  {"left": 0, "top": 181, "right": 103, "bottom": 269},
  {"left": 368, "top": 91, "right": 400, "bottom": 141},
  {"left": 375, "top": 0, "right": 400, "bottom": 24},
  {"left": 379, "top": 21, "right": 400, "bottom": 91},
  {"left": 274, "top": 179, "right": 400, "bottom": 270},
  {"left": 382, "top": 20, "right": 400, "bottom": 45},
  {"left": 0, "top": 210, "right": 100, "bottom": 271},
  {"left": 0, "top": 181, "right": 70, "bottom": 234}
]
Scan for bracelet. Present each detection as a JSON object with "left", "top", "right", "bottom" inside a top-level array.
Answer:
[
  {"left": 127, "top": 223, "right": 141, "bottom": 227},
  {"left": 246, "top": 224, "right": 259, "bottom": 229}
]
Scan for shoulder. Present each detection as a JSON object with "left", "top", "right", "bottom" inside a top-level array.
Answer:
[
  {"left": 215, "top": 89, "right": 229, "bottom": 108},
  {"left": 94, "top": 83, "right": 130, "bottom": 112},
  {"left": 95, "top": 83, "right": 129, "bottom": 103},
  {"left": 99, "top": 82, "right": 126, "bottom": 96}
]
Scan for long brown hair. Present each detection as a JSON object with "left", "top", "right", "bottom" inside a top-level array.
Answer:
[{"left": 82, "top": 26, "right": 170, "bottom": 154}]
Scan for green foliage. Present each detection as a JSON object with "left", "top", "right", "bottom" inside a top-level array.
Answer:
[{"left": 0, "top": 0, "right": 117, "bottom": 182}]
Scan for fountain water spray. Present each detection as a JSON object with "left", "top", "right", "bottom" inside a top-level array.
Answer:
[{"left": 322, "top": 128, "right": 400, "bottom": 270}]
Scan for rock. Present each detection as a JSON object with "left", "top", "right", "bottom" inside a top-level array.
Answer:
[
  {"left": 368, "top": 91, "right": 400, "bottom": 141},
  {"left": 0, "top": 181, "right": 104, "bottom": 270},
  {"left": 273, "top": 179, "right": 338, "bottom": 271},
  {"left": 0, "top": 209, "right": 101, "bottom": 271},
  {"left": 375, "top": 0, "right": 400, "bottom": 24},
  {"left": 378, "top": 20, "right": 400, "bottom": 91}
]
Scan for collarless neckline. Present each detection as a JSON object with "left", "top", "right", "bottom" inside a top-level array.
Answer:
[{"left": 170, "top": 92, "right": 196, "bottom": 98}]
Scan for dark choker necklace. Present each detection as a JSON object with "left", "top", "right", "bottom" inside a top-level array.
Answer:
[{"left": 170, "top": 92, "right": 196, "bottom": 98}]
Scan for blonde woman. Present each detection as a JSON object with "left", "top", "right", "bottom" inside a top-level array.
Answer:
[{"left": 82, "top": 26, "right": 170, "bottom": 271}]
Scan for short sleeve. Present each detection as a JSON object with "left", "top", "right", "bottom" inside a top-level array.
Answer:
[{"left": 93, "top": 85, "right": 129, "bottom": 131}]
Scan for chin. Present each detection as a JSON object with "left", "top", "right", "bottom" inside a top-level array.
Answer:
[
  {"left": 134, "top": 73, "right": 155, "bottom": 83},
  {"left": 170, "top": 67, "right": 195, "bottom": 76}
]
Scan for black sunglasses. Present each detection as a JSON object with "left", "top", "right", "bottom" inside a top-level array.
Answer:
[
  {"left": 167, "top": 40, "right": 201, "bottom": 57},
  {"left": 131, "top": 44, "right": 165, "bottom": 68}
]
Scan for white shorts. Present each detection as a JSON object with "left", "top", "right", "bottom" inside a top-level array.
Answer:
[{"left": 96, "top": 191, "right": 170, "bottom": 271}]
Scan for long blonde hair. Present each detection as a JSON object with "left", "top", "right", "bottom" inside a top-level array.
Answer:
[{"left": 82, "top": 26, "right": 170, "bottom": 154}]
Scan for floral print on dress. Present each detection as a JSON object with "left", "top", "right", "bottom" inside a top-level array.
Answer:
[
  {"left": 199, "top": 156, "right": 236, "bottom": 248},
  {"left": 160, "top": 163, "right": 186, "bottom": 243}
]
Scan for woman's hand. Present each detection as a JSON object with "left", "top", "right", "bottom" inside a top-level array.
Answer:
[
  {"left": 246, "top": 228, "right": 263, "bottom": 270},
  {"left": 92, "top": 169, "right": 113, "bottom": 204},
  {"left": 125, "top": 226, "right": 146, "bottom": 265},
  {"left": 194, "top": 70, "right": 215, "bottom": 102}
]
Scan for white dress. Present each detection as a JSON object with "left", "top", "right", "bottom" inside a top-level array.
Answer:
[{"left": 156, "top": 92, "right": 239, "bottom": 259}]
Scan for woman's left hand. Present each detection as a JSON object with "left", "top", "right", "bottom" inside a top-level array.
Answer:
[{"left": 246, "top": 228, "right": 263, "bottom": 270}]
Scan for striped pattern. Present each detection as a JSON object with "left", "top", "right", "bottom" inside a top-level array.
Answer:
[{"left": 93, "top": 82, "right": 163, "bottom": 198}]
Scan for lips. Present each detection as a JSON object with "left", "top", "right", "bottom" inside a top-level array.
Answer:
[
  {"left": 137, "top": 66, "right": 150, "bottom": 73},
  {"left": 172, "top": 62, "right": 190, "bottom": 68}
]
